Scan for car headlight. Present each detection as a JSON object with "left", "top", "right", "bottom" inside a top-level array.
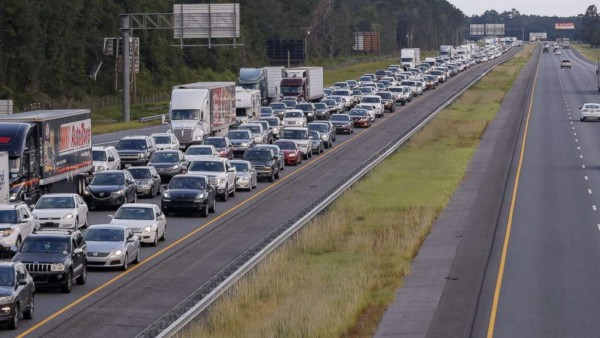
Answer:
[
  {"left": 9, "top": 193, "right": 17, "bottom": 202},
  {"left": 241, "top": 143, "right": 249, "bottom": 147},
  {"left": 0, "top": 296, "right": 12, "bottom": 304},
  {"left": 63, "top": 213, "right": 75, "bottom": 219},
  {"left": 195, "top": 192, "right": 205, "bottom": 200},
  {"left": 114, "top": 189, "right": 125, "bottom": 196},
  {"left": 138, "top": 153, "right": 146, "bottom": 159},
  {"left": 51, "top": 263, "right": 65, "bottom": 272},
  {"left": 1, "top": 229, "right": 13, "bottom": 237},
  {"left": 218, "top": 177, "right": 226, "bottom": 184},
  {"left": 171, "top": 165, "right": 180, "bottom": 170},
  {"left": 196, "top": 136, "right": 203, "bottom": 140},
  {"left": 288, "top": 153, "right": 296, "bottom": 158},
  {"left": 143, "top": 226, "right": 152, "bottom": 233},
  {"left": 264, "top": 166, "right": 273, "bottom": 171},
  {"left": 83, "top": 188, "right": 91, "bottom": 196},
  {"left": 112, "top": 250, "right": 123, "bottom": 257},
  {"left": 163, "top": 191, "right": 170, "bottom": 199}
]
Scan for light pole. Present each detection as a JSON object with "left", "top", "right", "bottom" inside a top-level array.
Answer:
[{"left": 305, "top": 30, "right": 310, "bottom": 65}]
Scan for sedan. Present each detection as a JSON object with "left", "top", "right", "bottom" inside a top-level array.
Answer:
[
  {"left": 83, "top": 225, "right": 140, "bottom": 270},
  {"left": 83, "top": 170, "right": 137, "bottom": 209},
  {"left": 126, "top": 166, "right": 161, "bottom": 198},
  {"left": 309, "top": 130, "right": 324, "bottom": 154},
  {"left": 109, "top": 204, "right": 166, "bottom": 246},
  {"left": 185, "top": 145, "right": 221, "bottom": 162},
  {"left": 147, "top": 150, "right": 187, "bottom": 180},
  {"left": 160, "top": 174, "right": 217, "bottom": 217},
  {"left": 203, "top": 137, "right": 234, "bottom": 160},
  {"left": 348, "top": 109, "right": 372, "bottom": 128},
  {"left": 268, "top": 102, "right": 287, "bottom": 119},
  {"left": 274, "top": 140, "right": 302, "bottom": 166},
  {"left": 32, "top": 194, "right": 88, "bottom": 230},
  {"left": 151, "top": 133, "right": 179, "bottom": 151},
  {"left": 230, "top": 160, "right": 257, "bottom": 191},
  {"left": 0, "top": 262, "right": 34, "bottom": 329},
  {"left": 560, "top": 59, "right": 571, "bottom": 69},
  {"left": 329, "top": 114, "right": 354, "bottom": 134},
  {"left": 580, "top": 103, "right": 600, "bottom": 121}
]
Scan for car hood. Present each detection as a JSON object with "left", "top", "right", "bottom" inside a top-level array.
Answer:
[
  {"left": 230, "top": 138, "right": 252, "bottom": 143},
  {"left": 109, "top": 219, "right": 155, "bottom": 228},
  {"left": 86, "top": 241, "right": 124, "bottom": 253},
  {"left": 283, "top": 118, "right": 304, "bottom": 122},
  {"left": 148, "top": 162, "right": 179, "bottom": 169},
  {"left": 14, "top": 252, "right": 67, "bottom": 263},
  {"left": 0, "top": 223, "right": 17, "bottom": 230},
  {"left": 330, "top": 120, "right": 350, "bottom": 125},
  {"left": 93, "top": 161, "right": 109, "bottom": 167},
  {"left": 117, "top": 150, "right": 144, "bottom": 155},
  {"left": 186, "top": 170, "right": 224, "bottom": 178},
  {"left": 0, "top": 286, "right": 14, "bottom": 297},
  {"left": 235, "top": 172, "right": 252, "bottom": 178},
  {"left": 166, "top": 189, "right": 205, "bottom": 199},
  {"left": 246, "top": 160, "right": 273, "bottom": 167},
  {"left": 32, "top": 209, "right": 75, "bottom": 218},
  {"left": 184, "top": 155, "right": 217, "bottom": 162},
  {"left": 88, "top": 185, "right": 124, "bottom": 193}
]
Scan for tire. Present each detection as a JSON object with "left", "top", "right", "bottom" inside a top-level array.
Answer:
[
  {"left": 274, "top": 169, "right": 280, "bottom": 179},
  {"left": 82, "top": 219, "right": 88, "bottom": 229},
  {"left": 303, "top": 153, "right": 309, "bottom": 160},
  {"left": 200, "top": 204, "right": 209, "bottom": 218},
  {"left": 229, "top": 185, "right": 235, "bottom": 197},
  {"left": 133, "top": 249, "right": 140, "bottom": 264},
  {"left": 122, "top": 254, "right": 129, "bottom": 271},
  {"left": 23, "top": 295, "right": 33, "bottom": 320},
  {"left": 16, "top": 237, "right": 21, "bottom": 249},
  {"left": 133, "top": 193, "right": 137, "bottom": 203},
  {"left": 161, "top": 225, "right": 166, "bottom": 241},
  {"left": 61, "top": 271, "right": 73, "bottom": 293},
  {"left": 8, "top": 304, "right": 18, "bottom": 330},
  {"left": 152, "top": 230, "right": 159, "bottom": 246},
  {"left": 75, "top": 217, "right": 80, "bottom": 229},
  {"left": 76, "top": 264, "right": 87, "bottom": 285},
  {"left": 268, "top": 172, "right": 275, "bottom": 182},
  {"left": 209, "top": 198, "right": 216, "bottom": 213}
]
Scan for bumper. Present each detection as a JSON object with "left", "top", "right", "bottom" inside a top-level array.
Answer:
[
  {"left": 581, "top": 113, "right": 600, "bottom": 120},
  {"left": 155, "top": 168, "right": 181, "bottom": 177},
  {"left": 334, "top": 125, "right": 352, "bottom": 133},
  {"left": 353, "top": 120, "right": 370, "bottom": 127},
  {"left": 121, "top": 159, "right": 148, "bottom": 167},
  {"left": 162, "top": 200, "right": 206, "bottom": 212},
  {"left": 0, "top": 304, "right": 16, "bottom": 321},
  {"left": 232, "top": 146, "right": 251, "bottom": 156},
  {"left": 256, "top": 169, "right": 274, "bottom": 178},
  {"left": 136, "top": 185, "right": 153, "bottom": 195},
  {"left": 35, "top": 219, "right": 77, "bottom": 229},
  {"left": 235, "top": 179, "right": 252, "bottom": 190},
  {"left": 87, "top": 254, "right": 126, "bottom": 268},
  {"left": 30, "top": 271, "right": 70, "bottom": 287},
  {"left": 84, "top": 194, "right": 126, "bottom": 207}
]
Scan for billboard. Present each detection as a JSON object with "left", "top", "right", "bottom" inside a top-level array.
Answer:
[
  {"left": 353, "top": 32, "right": 381, "bottom": 53},
  {"left": 173, "top": 4, "right": 240, "bottom": 39},
  {"left": 266, "top": 39, "right": 305, "bottom": 63},
  {"left": 470, "top": 24, "right": 485, "bottom": 36},
  {"left": 529, "top": 32, "right": 547, "bottom": 41},
  {"left": 485, "top": 24, "right": 505, "bottom": 36},
  {"left": 555, "top": 23, "right": 575, "bottom": 30}
]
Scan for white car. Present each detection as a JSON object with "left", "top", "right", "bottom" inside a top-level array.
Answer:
[
  {"left": 580, "top": 103, "right": 600, "bottom": 121},
  {"left": 239, "top": 123, "right": 268, "bottom": 144},
  {"left": 186, "top": 158, "right": 237, "bottom": 201},
  {"left": 185, "top": 145, "right": 221, "bottom": 162},
  {"left": 32, "top": 193, "right": 89, "bottom": 229},
  {"left": 282, "top": 109, "right": 307, "bottom": 127},
  {"left": 359, "top": 96, "right": 384, "bottom": 118},
  {"left": 279, "top": 127, "right": 313, "bottom": 160},
  {"left": 151, "top": 133, "right": 180, "bottom": 151},
  {"left": 109, "top": 203, "right": 166, "bottom": 246},
  {"left": 0, "top": 203, "right": 35, "bottom": 248},
  {"left": 92, "top": 146, "right": 121, "bottom": 173}
]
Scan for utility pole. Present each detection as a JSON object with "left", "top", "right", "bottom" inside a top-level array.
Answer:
[{"left": 121, "top": 14, "right": 130, "bottom": 122}]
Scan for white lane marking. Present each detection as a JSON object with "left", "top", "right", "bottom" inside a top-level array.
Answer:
[
  {"left": 580, "top": 155, "right": 584, "bottom": 159},
  {"left": 585, "top": 176, "right": 589, "bottom": 180},
  {"left": 576, "top": 139, "right": 579, "bottom": 142},
  {"left": 589, "top": 189, "right": 593, "bottom": 195},
  {"left": 582, "top": 164, "right": 586, "bottom": 169},
  {"left": 597, "top": 224, "right": 600, "bottom": 231},
  {"left": 577, "top": 146, "right": 581, "bottom": 150},
  {"left": 574, "top": 132, "right": 577, "bottom": 136},
  {"left": 593, "top": 205, "right": 597, "bottom": 211}
]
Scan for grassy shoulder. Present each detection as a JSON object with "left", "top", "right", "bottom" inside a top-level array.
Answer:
[
  {"left": 572, "top": 43, "right": 600, "bottom": 62},
  {"left": 178, "top": 44, "right": 534, "bottom": 338}
]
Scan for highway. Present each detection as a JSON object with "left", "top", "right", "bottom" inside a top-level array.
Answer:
[
  {"left": 465, "top": 47, "right": 600, "bottom": 336},
  {"left": 3, "top": 49, "right": 518, "bottom": 338}
]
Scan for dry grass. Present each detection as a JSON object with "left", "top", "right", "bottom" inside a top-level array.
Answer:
[
  {"left": 178, "top": 44, "right": 535, "bottom": 338},
  {"left": 572, "top": 42, "right": 600, "bottom": 62}
]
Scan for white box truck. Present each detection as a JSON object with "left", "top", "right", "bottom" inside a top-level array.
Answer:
[
  {"left": 439, "top": 45, "right": 455, "bottom": 59},
  {"left": 235, "top": 86, "right": 261, "bottom": 124},
  {"left": 170, "top": 82, "right": 236, "bottom": 149},
  {"left": 401, "top": 48, "right": 421, "bottom": 69},
  {"left": 280, "top": 67, "right": 324, "bottom": 102}
]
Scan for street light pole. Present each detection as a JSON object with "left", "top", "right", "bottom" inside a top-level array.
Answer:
[
  {"left": 121, "top": 14, "right": 131, "bottom": 122},
  {"left": 305, "top": 30, "right": 310, "bottom": 65}
]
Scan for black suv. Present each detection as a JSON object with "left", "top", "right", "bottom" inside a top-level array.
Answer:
[
  {"left": 243, "top": 148, "right": 281, "bottom": 182},
  {"left": 295, "top": 103, "right": 317, "bottom": 122},
  {"left": 0, "top": 262, "right": 35, "bottom": 329},
  {"left": 13, "top": 229, "right": 87, "bottom": 293},
  {"left": 116, "top": 135, "right": 157, "bottom": 167}
]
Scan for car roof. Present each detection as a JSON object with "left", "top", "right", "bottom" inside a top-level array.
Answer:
[
  {"left": 284, "top": 109, "right": 304, "bottom": 114},
  {"left": 92, "top": 146, "right": 116, "bottom": 150},
  {"left": 282, "top": 127, "right": 308, "bottom": 131},
  {"left": 119, "top": 203, "right": 156, "bottom": 208},
  {"left": 205, "top": 136, "right": 226, "bottom": 140},
  {"left": 0, "top": 261, "right": 18, "bottom": 268},
  {"left": 121, "top": 135, "right": 149, "bottom": 140},
  {"left": 95, "top": 170, "right": 124, "bottom": 174},
  {"left": 190, "top": 157, "right": 227, "bottom": 162},
  {"left": 39, "top": 193, "right": 77, "bottom": 198},
  {"left": 151, "top": 133, "right": 172, "bottom": 136},
  {"left": 0, "top": 203, "right": 21, "bottom": 210},
  {"left": 230, "top": 160, "right": 251, "bottom": 165},
  {"left": 126, "top": 166, "right": 153, "bottom": 170},
  {"left": 86, "top": 224, "right": 128, "bottom": 231},
  {"left": 173, "top": 173, "right": 208, "bottom": 180}
]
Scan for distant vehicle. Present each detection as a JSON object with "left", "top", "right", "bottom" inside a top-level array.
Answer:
[
  {"left": 229, "top": 160, "right": 257, "bottom": 191},
  {"left": 580, "top": 103, "right": 600, "bottom": 121},
  {"left": 307, "top": 122, "right": 334, "bottom": 148},
  {"left": 376, "top": 92, "right": 395, "bottom": 113},
  {"left": 83, "top": 225, "right": 140, "bottom": 270},
  {"left": 83, "top": 170, "right": 137, "bottom": 209},
  {"left": 260, "top": 107, "right": 274, "bottom": 117},
  {"left": 116, "top": 136, "right": 157, "bottom": 168},
  {"left": 279, "top": 127, "right": 313, "bottom": 160},
  {"left": 243, "top": 148, "right": 281, "bottom": 182},
  {"left": 255, "top": 144, "right": 286, "bottom": 172},
  {"left": 109, "top": 204, "right": 166, "bottom": 245},
  {"left": 160, "top": 174, "right": 216, "bottom": 217},
  {"left": 280, "top": 67, "right": 324, "bottom": 102},
  {"left": 260, "top": 117, "right": 283, "bottom": 139},
  {"left": 184, "top": 145, "right": 221, "bottom": 162},
  {"left": 147, "top": 150, "right": 187, "bottom": 180},
  {"left": 313, "top": 102, "right": 331, "bottom": 120},
  {"left": 268, "top": 102, "right": 287, "bottom": 119},
  {"left": 186, "top": 158, "right": 236, "bottom": 201},
  {"left": 238, "top": 67, "right": 283, "bottom": 105},
  {"left": 203, "top": 136, "right": 234, "bottom": 160},
  {"left": 401, "top": 48, "right": 421, "bottom": 68},
  {"left": 92, "top": 146, "right": 121, "bottom": 173},
  {"left": 32, "top": 194, "right": 88, "bottom": 230},
  {"left": 151, "top": 133, "right": 180, "bottom": 151},
  {"left": 0, "top": 262, "right": 35, "bottom": 329},
  {"left": 282, "top": 110, "right": 307, "bottom": 128},
  {"left": 560, "top": 59, "right": 571, "bottom": 69},
  {"left": 295, "top": 103, "right": 317, "bottom": 122},
  {"left": 238, "top": 123, "right": 268, "bottom": 144},
  {"left": 126, "top": 166, "right": 162, "bottom": 198},
  {"left": 235, "top": 86, "right": 261, "bottom": 124},
  {"left": 281, "top": 99, "right": 297, "bottom": 109},
  {"left": 329, "top": 114, "right": 354, "bottom": 134},
  {"left": 0, "top": 203, "right": 35, "bottom": 250},
  {"left": 554, "top": 48, "right": 562, "bottom": 55},
  {"left": 348, "top": 109, "right": 372, "bottom": 128},
  {"left": 274, "top": 140, "right": 302, "bottom": 166},
  {"left": 227, "top": 130, "right": 255, "bottom": 157},
  {"left": 308, "top": 130, "right": 324, "bottom": 154}
]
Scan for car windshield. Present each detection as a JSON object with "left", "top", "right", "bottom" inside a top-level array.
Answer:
[
  {"left": 21, "top": 238, "right": 70, "bottom": 254},
  {"left": 275, "top": 142, "right": 295, "bottom": 150},
  {"left": 92, "top": 150, "right": 106, "bottom": 161},
  {"left": 241, "top": 126, "right": 261, "bottom": 134},
  {"left": 114, "top": 207, "right": 154, "bottom": 220},
  {"left": 309, "top": 124, "right": 327, "bottom": 133},
  {"left": 0, "top": 267, "right": 14, "bottom": 287},
  {"left": 232, "top": 163, "right": 249, "bottom": 172},
  {"left": 168, "top": 176, "right": 206, "bottom": 190},
  {"left": 269, "top": 103, "right": 286, "bottom": 110},
  {"left": 332, "top": 91, "right": 348, "bottom": 96},
  {"left": 128, "top": 168, "right": 152, "bottom": 179},
  {"left": 296, "top": 104, "right": 312, "bottom": 111},
  {"left": 584, "top": 104, "right": 600, "bottom": 109},
  {"left": 228, "top": 131, "right": 250, "bottom": 139},
  {"left": 330, "top": 115, "right": 350, "bottom": 122},
  {"left": 189, "top": 161, "right": 225, "bottom": 172},
  {"left": 285, "top": 111, "right": 303, "bottom": 118},
  {"left": 245, "top": 151, "right": 272, "bottom": 161},
  {"left": 116, "top": 139, "right": 146, "bottom": 151},
  {"left": 150, "top": 152, "right": 179, "bottom": 163},
  {"left": 36, "top": 196, "right": 75, "bottom": 209},
  {"left": 204, "top": 139, "right": 226, "bottom": 148},
  {"left": 262, "top": 118, "right": 279, "bottom": 126},
  {"left": 91, "top": 173, "right": 124, "bottom": 185},
  {"left": 322, "top": 100, "right": 335, "bottom": 106},
  {"left": 309, "top": 131, "right": 320, "bottom": 139},
  {"left": 152, "top": 136, "right": 171, "bottom": 144},
  {"left": 350, "top": 110, "right": 368, "bottom": 116},
  {"left": 260, "top": 108, "right": 272, "bottom": 115},
  {"left": 378, "top": 93, "right": 392, "bottom": 99},
  {"left": 281, "top": 130, "right": 307, "bottom": 139},
  {"left": 282, "top": 101, "right": 296, "bottom": 108},
  {"left": 314, "top": 103, "right": 327, "bottom": 109},
  {"left": 362, "top": 97, "right": 380, "bottom": 103},
  {"left": 186, "top": 147, "right": 214, "bottom": 155},
  {"left": 84, "top": 228, "right": 124, "bottom": 242},
  {"left": 0, "top": 210, "right": 17, "bottom": 224}
]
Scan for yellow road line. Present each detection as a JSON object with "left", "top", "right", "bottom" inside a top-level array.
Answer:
[{"left": 486, "top": 47, "right": 542, "bottom": 338}]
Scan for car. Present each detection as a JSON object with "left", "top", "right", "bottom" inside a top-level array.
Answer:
[
  {"left": 279, "top": 127, "right": 313, "bottom": 160},
  {"left": 184, "top": 145, "right": 221, "bottom": 162},
  {"left": 0, "top": 204, "right": 35, "bottom": 250},
  {"left": 92, "top": 146, "right": 121, "bottom": 173},
  {"left": 282, "top": 109, "right": 307, "bottom": 128},
  {"left": 147, "top": 150, "right": 187, "bottom": 180},
  {"left": 560, "top": 59, "right": 571, "bottom": 69},
  {"left": 0, "top": 262, "right": 35, "bottom": 329},
  {"left": 348, "top": 109, "right": 372, "bottom": 128},
  {"left": 243, "top": 148, "right": 281, "bottom": 182},
  {"left": 109, "top": 204, "right": 167, "bottom": 245},
  {"left": 83, "top": 225, "right": 140, "bottom": 270},
  {"left": 203, "top": 136, "right": 234, "bottom": 160},
  {"left": 555, "top": 48, "right": 562, "bottom": 55},
  {"left": 260, "top": 106, "right": 274, "bottom": 117},
  {"left": 227, "top": 130, "right": 255, "bottom": 157},
  {"left": 31, "top": 194, "right": 88, "bottom": 230},
  {"left": 329, "top": 114, "right": 354, "bottom": 134},
  {"left": 83, "top": 170, "right": 137, "bottom": 209},
  {"left": 401, "top": 80, "right": 423, "bottom": 96},
  {"left": 255, "top": 144, "right": 285, "bottom": 171},
  {"left": 376, "top": 91, "right": 396, "bottom": 113},
  {"left": 254, "top": 120, "right": 275, "bottom": 144},
  {"left": 151, "top": 133, "right": 180, "bottom": 151},
  {"left": 346, "top": 80, "right": 358, "bottom": 89},
  {"left": 350, "top": 89, "right": 363, "bottom": 105},
  {"left": 186, "top": 158, "right": 236, "bottom": 201},
  {"left": 238, "top": 123, "right": 268, "bottom": 144},
  {"left": 307, "top": 122, "right": 334, "bottom": 148},
  {"left": 13, "top": 229, "right": 87, "bottom": 293},
  {"left": 281, "top": 99, "right": 297, "bottom": 109},
  {"left": 230, "top": 160, "right": 257, "bottom": 191},
  {"left": 354, "top": 105, "right": 376, "bottom": 122},
  {"left": 580, "top": 103, "right": 600, "bottom": 121},
  {"left": 321, "top": 99, "right": 341, "bottom": 114},
  {"left": 268, "top": 102, "right": 287, "bottom": 119},
  {"left": 326, "top": 95, "right": 348, "bottom": 112},
  {"left": 126, "top": 166, "right": 162, "bottom": 197},
  {"left": 308, "top": 130, "right": 324, "bottom": 154},
  {"left": 160, "top": 174, "right": 216, "bottom": 217},
  {"left": 360, "top": 95, "right": 384, "bottom": 117},
  {"left": 330, "top": 90, "right": 353, "bottom": 110},
  {"left": 333, "top": 81, "right": 350, "bottom": 89},
  {"left": 115, "top": 135, "right": 157, "bottom": 168},
  {"left": 313, "top": 102, "right": 331, "bottom": 120},
  {"left": 274, "top": 140, "right": 302, "bottom": 166},
  {"left": 295, "top": 103, "right": 317, "bottom": 122},
  {"left": 260, "top": 116, "right": 283, "bottom": 139}
]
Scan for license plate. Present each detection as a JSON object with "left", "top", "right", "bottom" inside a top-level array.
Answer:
[{"left": 124, "top": 164, "right": 131, "bottom": 168}]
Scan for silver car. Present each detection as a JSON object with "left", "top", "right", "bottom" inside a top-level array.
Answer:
[
  {"left": 83, "top": 224, "right": 140, "bottom": 270},
  {"left": 230, "top": 160, "right": 257, "bottom": 191}
]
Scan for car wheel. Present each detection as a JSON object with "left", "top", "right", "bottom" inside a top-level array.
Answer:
[
  {"left": 133, "top": 248, "right": 140, "bottom": 264},
  {"left": 16, "top": 237, "right": 21, "bottom": 249},
  {"left": 221, "top": 187, "right": 228, "bottom": 202},
  {"left": 269, "top": 172, "right": 275, "bottom": 182},
  {"left": 200, "top": 204, "right": 209, "bottom": 218},
  {"left": 122, "top": 254, "right": 129, "bottom": 271},
  {"left": 82, "top": 219, "right": 88, "bottom": 229},
  {"left": 133, "top": 193, "right": 137, "bottom": 203},
  {"left": 229, "top": 185, "right": 235, "bottom": 197},
  {"left": 23, "top": 295, "right": 33, "bottom": 320},
  {"left": 303, "top": 153, "right": 309, "bottom": 160},
  {"left": 161, "top": 225, "right": 166, "bottom": 241},
  {"left": 61, "top": 271, "right": 73, "bottom": 293},
  {"left": 8, "top": 304, "right": 18, "bottom": 330},
  {"left": 275, "top": 169, "right": 280, "bottom": 179},
  {"left": 76, "top": 264, "right": 87, "bottom": 285},
  {"left": 152, "top": 230, "right": 159, "bottom": 246},
  {"left": 209, "top": 198, "right": 216, "bottom": 213},
  {"left": 75, "top": 217, "right": 79, "bottom": 229}
]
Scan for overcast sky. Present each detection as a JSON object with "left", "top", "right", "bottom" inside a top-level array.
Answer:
[{"left": 448, "top": 0, "right": 590, "bottom": 17}]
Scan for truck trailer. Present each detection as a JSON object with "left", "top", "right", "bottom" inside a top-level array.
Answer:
[
  {"left": 235, "top": 86, "right": 261, "bottom": 124},
  {"left": 401, "top": 48, "right": 421, "bottom": 69},
  {"left": 238, "top": 67, "right": 283, "bottom": 105},
  {"left": 280, "top": 67, "right": 324, "bottom": 102},
  {"left": 170, "top": 82, "right": 236, "bottom": 149},
  {"left": 0, "top": 109, "right": 92, "bottom": 203}
]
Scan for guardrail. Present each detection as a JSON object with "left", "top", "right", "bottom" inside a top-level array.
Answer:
[
  {"left": 136, "top": 48, "right": 520, "bottom": 338},
  {"left": 139, "top": 114, "right": 167, "bottom": 123}
]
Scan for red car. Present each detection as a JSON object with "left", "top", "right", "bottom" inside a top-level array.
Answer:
[
  {"left": 203, "top": 136, "right": 234, "bottom": 160},
  {"left": 348, "top": 109, "right": 372, "bottom": 128},
  {"left": 274, "top": 140, "right": 302, "bottom": 165}
]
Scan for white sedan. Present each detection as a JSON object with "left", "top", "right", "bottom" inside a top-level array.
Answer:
[
  {"left": 185, "top": 145, "right": 220, "bottom": 162},
  {"left": 580, "top": 103, "right": 600, "bottom": 121},
  {"left": 109, "top": 203, "right": 167, "bottom": 246},
  {"left": 32, "top": 193, "right": 88, "bottom": 229},
  {"left": 282, "top": 109, "right": 307, "bottom": 127}
]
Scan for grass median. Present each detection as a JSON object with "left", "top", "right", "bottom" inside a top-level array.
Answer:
[
  {"left": 572, "top": 42, "right": 600, "bottom": 63},
  {"left": 178, "top": 44, "right": 534, "bottom": 338}
]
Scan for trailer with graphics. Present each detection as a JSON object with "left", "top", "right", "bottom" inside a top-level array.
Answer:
[{"left": 0, "top": 109, "right": 92, "bottom": 203}]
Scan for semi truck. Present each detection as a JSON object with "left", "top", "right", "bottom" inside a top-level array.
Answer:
[
  {"left": 169, "top": 82, "right": 236, "bottom": 149},
  {"left": 0, "top": 109, "right": 92, "bottom": 203},
  {"left": 280, "top": 67, "right": 324, "bottom": 102},
  {"left": 562, "top": 38, "right": 570, "bottom": 49},
  {"left": 439, "top": 45, "right": 455, "bottom": 59},
  {"left": 235, "top": 86, "right": 261, "bottom": 124},
  {"left": 0, "top": 152, "right": 8, "bottom": 203},
  {"left": 238, "top": 67, "right": 283, "bottom": 105},
  {"left": 401, "top": 48, "right": 421, "bottom": 69}
]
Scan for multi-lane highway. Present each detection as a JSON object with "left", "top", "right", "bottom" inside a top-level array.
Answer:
[{"left": 4, "top": 48, "right": 519, "bottom": 338}]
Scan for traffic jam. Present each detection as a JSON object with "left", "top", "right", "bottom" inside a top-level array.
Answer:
[{"left": 0, "top": 41, "right": 515, "bottom": 329}]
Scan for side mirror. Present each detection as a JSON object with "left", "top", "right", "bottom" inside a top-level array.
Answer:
[
  {"left": 228, "top": 167, "right": 235, "bottom": 172},
  {"left": 73, "top": 248, "right": 83, "bottom": 254},
  {"left": 29, "top": 205, "right": 35, "bottom": 210},
  {"left": 108, "top": 156, "right": 115, "bottom": 162},
  {"left": 108, "top": 215, "right": 114, "bottom": 219},
  {"left": 18, "top": 279, "right": 27, "bottom": 286},
  {"left": 127, "top": 236, "right": 136, "bottom": 243}
]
